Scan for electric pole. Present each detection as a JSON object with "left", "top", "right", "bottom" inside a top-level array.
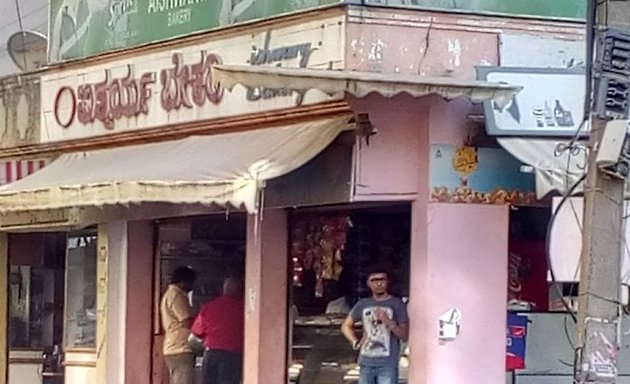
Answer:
[{"left": 576, "top": 1, "right": 630, "bottom": 383}]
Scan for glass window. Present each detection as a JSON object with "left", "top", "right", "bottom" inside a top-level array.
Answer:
[
  {"left": 8, "top": 265, "right": 43, "bottom": 348},
  {"left": 8, "top": 233, "right": 66, "bottom": 350},
  {"left": 64, "top": 234, "right": 97, "bottom": 349}
]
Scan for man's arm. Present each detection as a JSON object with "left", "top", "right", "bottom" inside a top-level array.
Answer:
[
  {"left": 182, "top": 318, "right": 193, "bottom": 330},
  {"left": 389, "top": 321, "right": 409, "bottom": 342},
  {"left": 341, "top": 315, "right": 361, "bottom": 349},
  {"left": 172, "top": 295, "right": 194, "bottom": 330},
  {"left": 396, "top": 299, "right": 410, "bottom": 342},
  {"left": 190, "top": 314, "right": 203, "bottom": 337},
  {"left": 375, "top": 307, "right": 409, "bottom": 342}
]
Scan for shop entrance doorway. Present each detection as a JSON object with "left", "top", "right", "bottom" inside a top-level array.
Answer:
[
  {"left": 152, "top": 214, "right": 247, "bottom": 384},
  {"left": 288, "top": 204, "right": 411, "bottom": 384}
]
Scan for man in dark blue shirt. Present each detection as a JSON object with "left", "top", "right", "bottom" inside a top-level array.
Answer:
[{"left": 341, "top": 266, "right": 409, "bottom": 384}]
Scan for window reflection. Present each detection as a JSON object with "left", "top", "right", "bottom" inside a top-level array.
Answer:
[
  {"left": 8, "top": 233, "right": 66, "bottom": 350},
  {"left": 64, "top": 235, "right": 97, "bottom": 349}
]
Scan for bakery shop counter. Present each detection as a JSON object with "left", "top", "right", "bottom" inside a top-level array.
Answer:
[{"left": 290, "top": 315, "right": 358, "bottom": 384}]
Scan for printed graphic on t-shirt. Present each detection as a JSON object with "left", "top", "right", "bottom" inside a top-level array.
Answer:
[{"left": 361, "top": 306, "right": 392, "bottom": 358}]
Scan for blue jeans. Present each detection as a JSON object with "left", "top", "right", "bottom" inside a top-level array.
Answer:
[
  {"left": 202, "top": 349, "right": 242, "bottom": 384},
  {"left": 359, "top": 365, "right": 398, "bottom": 384}
]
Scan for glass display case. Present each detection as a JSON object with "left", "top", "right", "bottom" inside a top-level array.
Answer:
[{"left": 64, "top": 234, "right": 97, "bottom": 349}]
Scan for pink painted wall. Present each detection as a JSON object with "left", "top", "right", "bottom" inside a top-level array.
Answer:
[
  {"left": 345, "top": 9, "right": 499, "bottom": 79},
  {"left": 347, "top": 94, "right": 479, "bottom": 200},
  {"left": 428, "top": 96, "right": 479, "bottom": 146},
  {"left": 345, "top": 6, "right": 584, "bottom": 79},
  {"left": 125, "top": 221, "right": 154, "bottom": 384},
  {"left": 411, "top": 203, "right": 508, "bottom": 384},
  {"left": 244, "top": 210, "right": 288, "bottom": 384},
  {"left": 348, "top": 93, "right": 429, "bottom": 200},
  {"left": 346, "top": 73, "right": 508, "bottom": 384}
]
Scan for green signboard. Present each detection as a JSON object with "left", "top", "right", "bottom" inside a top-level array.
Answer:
[
  {"left": 49, "top": 0, "right": 585, "bottom": 63},
  {"left": 364, "top": 0, "right": 586, "bottom": 20},
  {"left": 49, "top": 0, "right": 340, "bottom": 62}
]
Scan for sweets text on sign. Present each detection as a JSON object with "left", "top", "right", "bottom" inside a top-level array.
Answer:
[
  {"left": 160, "top": 51, "right": 224, "bottom": 112},
  {"left": 51, "top": 31, "right": 321, "bottom": 132},
  {"left": 53, "top": 51, "right": 224, "bottom": 130}
]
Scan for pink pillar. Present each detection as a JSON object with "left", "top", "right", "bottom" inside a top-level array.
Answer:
[
  {"left": 408, "top": 112, "right": 431, "bottom": 383},
  {"left": 409, "top": 203, "right": 509, "bottom": 383},
  {"left": 244, "top": 210, "right": 288, "bottom": 384},
  {"left": 407, "top": 96, "right": 510, "bottom": 383},
  {"left": 125, "top": 221, "right": 154, "bottom": 384},
  {"left": 408, "top": 198, "right": 431, "bottom": 382}
]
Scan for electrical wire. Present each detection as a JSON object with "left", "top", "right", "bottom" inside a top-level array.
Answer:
[
  {"left": 547, "top": 0, "right": 598, "bottom": 326},
  {"left": 573, "top": 346, "right": 583, "bottom": 382},
  {"left": 622, "top": 204, "right": 630, "bottom": 290},
  {"left": 583, "top": 0, "right": 597, "bottom": 125},
  {"left": 12, "top": 0, "right": 27, "bottom": 70},
  {"left": 0, "top": 18, "right": 48, "bottom": 63},
  {"left": 0, "top": 4, "right": 47, "bottom": 34},
  {"left": 13, "top": 0, "right": 26, "bottom": 36},
  {"left": 579, "top": 291, "right": 622, "bottom": 305},
  {"left": 564, "top": 313, "right": 575, "bottom": 349},
  {"left": 558, "top": 120, "right": 589, "bottom": 156},
  {"left": 555, "top": 0, "right": 597, "bottom": 159},
  {"left": 546, "top": 173, "right": 587, "bottom": 323},
  {"left": 567, "top": 5, "right": 597, "bottom": 382},
  {"left": 565, "top": 140, "right": 589, "bottom": 283}
]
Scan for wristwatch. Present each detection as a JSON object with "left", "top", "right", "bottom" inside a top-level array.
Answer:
[{"left": 352, "top": 339, "right": 361, "bottom": 350}]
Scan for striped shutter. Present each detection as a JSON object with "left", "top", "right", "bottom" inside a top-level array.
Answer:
[{"left": 0, "top": 159, "right": 50, "bottom": 185}]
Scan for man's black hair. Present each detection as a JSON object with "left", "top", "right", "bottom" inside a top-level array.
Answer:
[
  {"left": 365, "top": 263, "right": 392, "bottom": 280},
  {"left": 171, "top": 266, "right": 197, "bottom": 284}
]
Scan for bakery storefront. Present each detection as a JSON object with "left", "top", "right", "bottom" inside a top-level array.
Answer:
[{"left": 0, "top": 8, "right": 519, "bottom": 384}]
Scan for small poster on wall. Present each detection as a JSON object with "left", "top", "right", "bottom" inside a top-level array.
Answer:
[
  {"left": 430, "top": 145, "right": 536, "bottom": 205},
  {"left": 506, "top": 313, "right": 529, "bottom": 371}
]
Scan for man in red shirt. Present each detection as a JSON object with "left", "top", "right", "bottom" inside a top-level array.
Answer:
[{"left": 192, "top": 277, "right": 244, "bottom": 384}]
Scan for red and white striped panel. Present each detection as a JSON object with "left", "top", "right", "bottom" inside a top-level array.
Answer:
[{"left": 0, "top": 159, "right": 50, "bottom": 185}]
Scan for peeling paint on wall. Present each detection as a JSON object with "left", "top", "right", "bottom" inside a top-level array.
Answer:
[
  {"left": 447, "top": 39, "right": 462, "bottom": 67},
  {"left": 247, "top": 287, "right": 257, "bottom": 316},
  {"left": 346, "top": 18, "right": 499, "bottom": 78},
  {"left": 351, "top": 39, "right": 358, "bottom": 52},
  {"left": 368, "top": 39, "right": 386, "bottom": 62}
]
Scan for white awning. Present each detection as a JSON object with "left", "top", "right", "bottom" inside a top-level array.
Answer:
[
  {"left": 497, "top": 137, "right": 587, "bottom": 198},
  {"left": 212, "top": 65, "right": 522, "bottom": 106},
  {"left": 0, "top": 116, "right": 352, "bottom": 214}
]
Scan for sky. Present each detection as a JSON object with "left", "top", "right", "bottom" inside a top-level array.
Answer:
[{"left": 0, "top": 0, "right": 48, "bottom": 78}]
